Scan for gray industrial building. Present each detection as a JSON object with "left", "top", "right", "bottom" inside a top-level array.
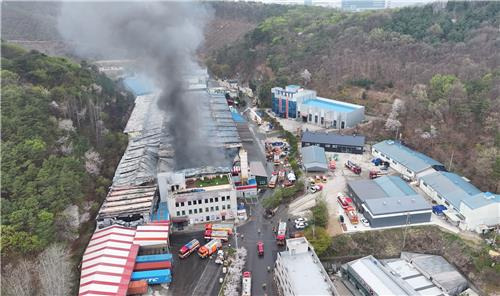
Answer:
[
  {"left": 301, "top": 131, "right": 365, "bottom": 154},
  {"left": 342, "top": 252, "right": 469, "bottom": 296},
  {"left": 301, "top": 145, "right": 328, "bottom": 172},
  {"left": 347, "top": 176, "right": 432, "bottom": 227}
]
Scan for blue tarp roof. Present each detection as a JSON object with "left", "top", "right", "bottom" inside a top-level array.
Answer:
[
  {"left": 421, "top": 172, "right": 481, "bottom": 209},
  {"left": 231, "top": 111, "right": 246, "bottom": 123},
  {"left": 373, "top": 140, "right": 443, "bottom": 173},
  {"left": 123, "top": 75, "right": 155, "bottom": 96}
]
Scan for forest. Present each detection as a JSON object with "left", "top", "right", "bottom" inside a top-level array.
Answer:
[
  {"left": 207, "top": 1, "right": 500, "bottom": 192},
  {"left": 1, "top": 42, "right": 134, "bottom": 293}
]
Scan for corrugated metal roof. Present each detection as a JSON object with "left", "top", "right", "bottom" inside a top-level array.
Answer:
[
  {"left": 373, "top": 140, "right": 443, "bottom": 173},
  {"left": 79, "top": 225, "right": 138, "bottom": 296},
  {"left": 302, "top": 131, "right": 365, "bottom": 147},
  {"left": 462, "top": 192, "right": 500, "bottom": 209},
  {"left": 133, "top": 223, "right": 169, "bottom": 247},
  {"left": 421, "top": 172, "right": 481, "bottom": 209},
  {"left": 301, "top": 146, "right": 328, "bottom": 171},
  {"left": 98, "top": 185, "right": 157, "bottom": 219},
  {"left": 249, "top": 161, "right": 268, "bottom": 177},
  {"left": 349, "top": 176, "right": 430, "bottom": 215}
]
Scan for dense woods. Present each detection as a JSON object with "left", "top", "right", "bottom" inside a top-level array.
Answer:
[
  {"left": 207, "top": 1, "right": 500, "bottom": 191},
  {"left": 1, "top": 43, "right": 133, "bottom": 258}
]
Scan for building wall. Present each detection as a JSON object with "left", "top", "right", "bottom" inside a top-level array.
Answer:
[
  {"left": 274, "top": 253, "right": 294, "bottom": 296},
  {"left": 419, "top": 179, "right": 460, "bottom": 212},
  {"left": 167, "top": 189, "right": 238, "bottom": 224},
  {"left": 372, "top": 147, "right": 417, "bottom": 178},
  {"left": 460, "top": 203, "right": 500, "bottom": 232},
  {"left": 347, "top": 183, "right": 431, "bottom": 228},
  {"left": 365, "top": 211, "right": 432, "bottom": 228},
  {"left": 302, "top": 141, "right": 363, "bottom": 154}
]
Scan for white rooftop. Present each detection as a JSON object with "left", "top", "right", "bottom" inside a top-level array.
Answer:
[{"left": 279, "top": 237, "right": 335, "bottom": 295}]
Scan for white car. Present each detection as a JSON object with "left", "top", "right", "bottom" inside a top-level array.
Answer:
[
  {"left": 360, "top": 218, "right": 370, "bottom": 227},
  {"left": 295, "top": 222, "right": 307, "bottom": 229},
  {"left": 294, "top": 217, "right": 308, "bottom": 224}
]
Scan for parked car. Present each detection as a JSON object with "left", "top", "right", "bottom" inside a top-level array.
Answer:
[
  {"left": 360, "top": 218, "right": 370, "bottom": 227},
  {"left": 295, "top": 221, "right": 307, "bottom": 230},
  {"left": 257, "top": 241, "right": 264, "bottom": 256},
  {"left": 309, "top": 184, "right": 323, "bottom": 193}
]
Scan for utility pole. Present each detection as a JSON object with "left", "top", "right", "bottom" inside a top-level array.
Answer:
[
  {"left": 448, "top": 150, "right": 455, "bottom": 171},
  {"left": 402, "top": 212, "right": 410, "bottom": 251}
]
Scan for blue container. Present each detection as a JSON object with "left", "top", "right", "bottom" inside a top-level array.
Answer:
[
  {"left": 136, "top": 253, "right": 173, "bottom": 263},
  {"left": 131, "top": 269, "right": 172, "bottom": 284},
  {"left": 432, "top": 205, "right": 447, "bottom": 215}
]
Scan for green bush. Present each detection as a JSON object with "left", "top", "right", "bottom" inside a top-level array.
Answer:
[
  {"left": 305, "top": 226, "right": 331, "bottom": 256},
  {"left": 312, "top": 197, "right": 329, "bottom": 228}
]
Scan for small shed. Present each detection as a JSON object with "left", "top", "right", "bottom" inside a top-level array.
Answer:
[{"left": 301, "top": 146, "right": 328, "bottom": 172}]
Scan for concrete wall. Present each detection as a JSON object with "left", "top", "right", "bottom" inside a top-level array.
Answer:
[
  {"left": 167, "top": 189, "right": 238, "bottom": 224},
  {"left": 460, "top": 203, "right": 500, "bottom": 232}
]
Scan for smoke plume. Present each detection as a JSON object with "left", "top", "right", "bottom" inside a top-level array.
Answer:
[{"left": 58, "top": 2, "right": 230, "bottom": 169}]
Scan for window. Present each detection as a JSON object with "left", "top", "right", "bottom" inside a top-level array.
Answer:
[
  {"left": 188, "top": 201, "right": 192, "bottom": 206},
  {"left": 314, "top": 115, "right": 318, "bottom": 123},
  {"left": 194, "top": 209, "right": 198, "bottom": 214},
  {"left": 193, "top": 200, "right": 197, "bottom": 205},
  {"left": 175, "top": 202, "right": 179, "bottom": 207},
  {"left": 182, "top": 210, "right": 186, "bottom": 215},
  {"left": 341, "top": 121, "right": 345, "bottom": 129},
  {"left": 216, "top": 206, "right": 219, "bottom": 211},
  {"left": 407, "top": 169, "right": 412, "bottom": 174},
  {"left": 227, "top": 204, "right": 231, "bottom": 209},
  {"left": 321, "top": 117, "right": 324, "bottom": 125},
  {"left": 222, "top": 196, "right": 226, "bottom": 201},
  {"left": 199, "top": 208, "right": 203, "bottom": 213},
  {"left": 181, "top": 202, "right": 185, "bottom": 207},
  {"left": 308, "top": 114, "right": 312, "bottom": 121},
  {"left": 392, "top": 160, "right": 397, "bottom": 165},
  {"left": 176, "top": 211, "right": 180, "bottom": 216},
  {"left": 215, "top": 197, "right": 218, "bottom": 202},
  {"left": 205, "top": 199, "right": 208, "bottom": 204},
  {"left": 206, "top": 207, "right": 209, "bottom": 212},
  {"left": 211, "top": 206, "right": 214, "bottom": 211},
  {"left": 445, "top": 201, "right": 450, "bottom": 206},
  {"left": 210, "top": 198, "right": 214, "bottom": 203},
  {"left": 189, "top": 209, "right": 193, "bottom": 214},
  {"left": 325, "top": 144, "right": 331, "bottom": 148},
  {"left": 222, "top": 205, "right": 226, "bottom": 210},
  {"left": 227, "top": 196, "right": 230, "bottom": 200}
]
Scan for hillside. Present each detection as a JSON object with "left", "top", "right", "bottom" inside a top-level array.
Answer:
[
  {"left": 207, "top": 2, "right": 500, "bottom": 192},
  {"left": 1, "top": 42, "right": 134, "bottom": 293}
]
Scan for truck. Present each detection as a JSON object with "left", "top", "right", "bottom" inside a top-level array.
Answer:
[
  {"left": 337, "top": 194, "right": 353, "bottom": 210},
  {"left": 178, "top": 239, "right": 200, "bottom": 258},
  {"left": 345, "top": 160, "right": 362, "bottom": 174},
  {"left": 242, "top": 271, "right": 252, "bottom": 296},
  {"left": 198, "top": 239, "right": 222, "bottom": 258},
  {"left": 268, "top": 175, "right": 278, "bottom": 188},
  {"left": 345, "top": 207, "right": 359, "bottom": 224},
  {"left": 369, "top": 170, "right": 387, "bottom": 179},
  {"left": 205, "top": 223, "right": 234, "bottom": 235},
  {"left": 276, "top": 221, "right": 287, "bottom": 245},
  {"left": 204, "top": 230, "right": 229, "bottom": 242}
]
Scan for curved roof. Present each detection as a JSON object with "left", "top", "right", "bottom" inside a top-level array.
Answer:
[{"left": 301, "top": 146, "right": 328, "bottom": 171}]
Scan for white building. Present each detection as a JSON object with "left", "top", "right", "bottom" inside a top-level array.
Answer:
[
  {"left": 372, "top": 140, "right": 445, "bottom": 179},
  {"left": 158, "top": 172, "right": 238, "bottom": 227},
  {"left": 420, "top": 172, "right": 499, "bottom": 233},
  {"left": 271, "top": 85, "right": 365, "bottom": 129},
  {"left": 274, "top": 237, "right": 337, "bottom": 296}
]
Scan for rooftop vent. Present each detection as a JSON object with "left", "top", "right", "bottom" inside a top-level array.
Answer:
[
  {"left": 397, "top": 200, "right": 401, "bottom": 204},
  {"left": 383, "top": 201, "right": 387, "bottom": 205}
]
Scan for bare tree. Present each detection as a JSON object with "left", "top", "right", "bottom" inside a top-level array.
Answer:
[
  {"left": 85, "top": 149, "right": 103, "bottom": 175},
  {"left": 37, "top": 244, "right": 73, "bottom": 296},
  {"left": 301, "top": 69, "right": 311, "bottom": 86},
  {"left": 2, "top": 260, "right": 35, "bottom": 296}
]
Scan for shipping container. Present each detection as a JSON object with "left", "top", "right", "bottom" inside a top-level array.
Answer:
[
  {"left": 131, "top": 269, "right": 172, "bottom": 284},
  {"left": 127, "top": 280, "right": 148, "bottom": 295},
  {"left": 134, "top": 260, "right": 171, "bottom": 271},
  {"left": 136, "top": 253, "right": 173, "bottom": 264}
]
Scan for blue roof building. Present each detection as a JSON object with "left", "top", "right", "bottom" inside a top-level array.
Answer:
[
  {"left": 372, "top": 140, "right": 446, "bottom": 178},
  {"left": 419, "top": 171, "right": 499, "bottom": 232},
  {"left": 347, "top": 176, "right": 432, "bottom": 228}
]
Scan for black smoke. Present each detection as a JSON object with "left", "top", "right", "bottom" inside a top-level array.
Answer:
[{"left": 58, "top": 2, "right": 231, "bottom": 169}]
